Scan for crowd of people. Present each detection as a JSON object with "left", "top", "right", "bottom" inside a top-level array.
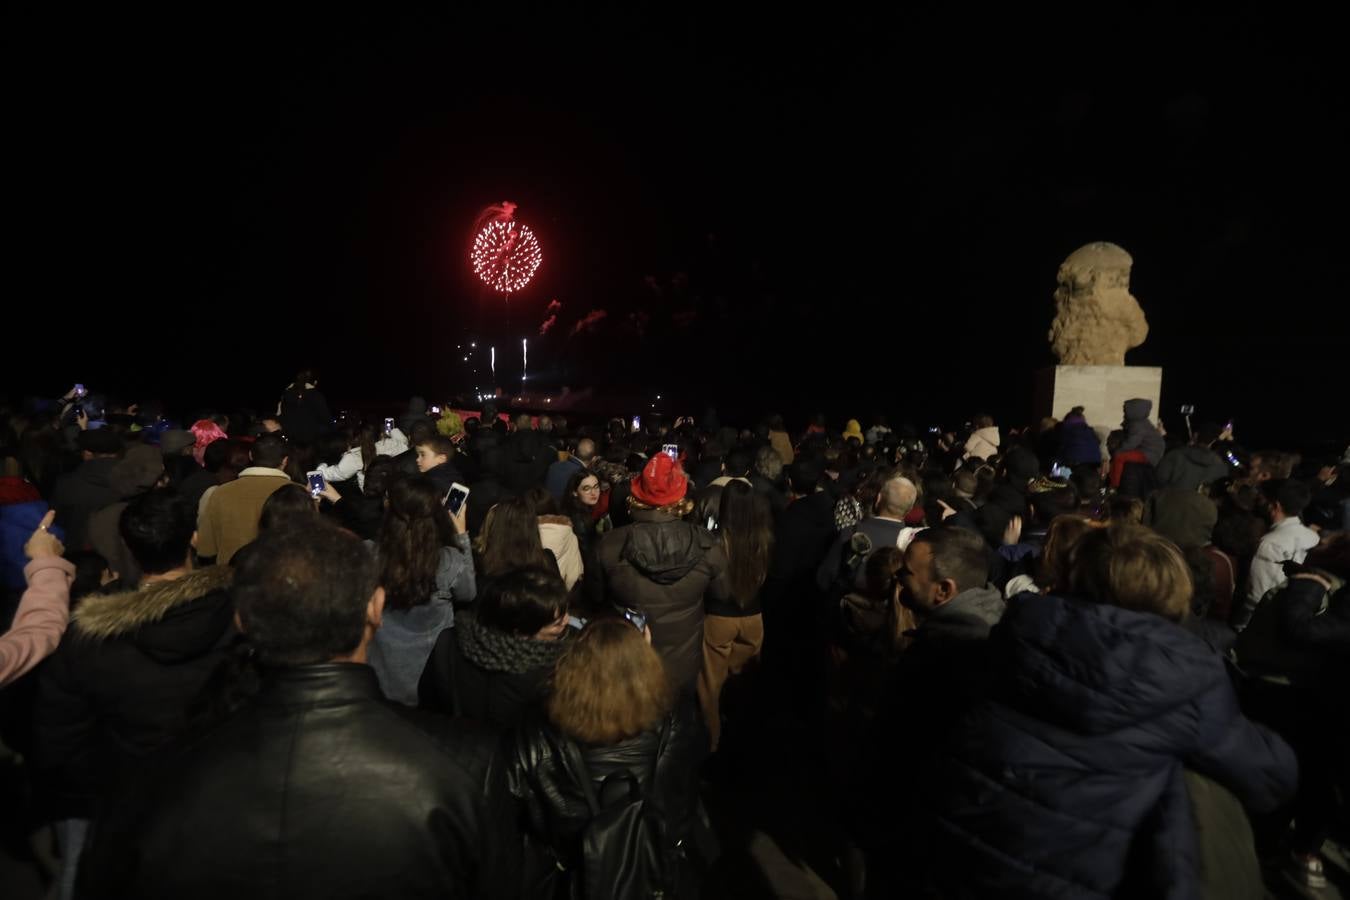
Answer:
[{"left": 0, "top": 373, "right": 1347, "bottom": 898}]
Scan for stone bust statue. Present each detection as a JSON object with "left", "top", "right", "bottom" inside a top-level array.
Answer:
[{"left": 1049, "top": 242, "right": 1148, "bottom": 365}]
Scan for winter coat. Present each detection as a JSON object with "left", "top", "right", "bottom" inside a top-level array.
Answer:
[
  {"left": 51, "top": 457, "right": 121, "bottom": 552},
  {"left": 1241, "top": 516, "right": 1320, "bottom": 622},
  {"left": 502, "top": 696, "right": 707, "bottom": 899},
  {"left": 0, "top": 499, "right": 65, "bottom": 592},
  {"left": 33, "top": 566, "right": 235, "bottom": 819},
  {"left": 1056, "top": 414, "right": 1102, "bottom": 467},
  {"left": 539, "top": 516, "right": 584, "bottom": 591},
  {"left": 763, "top": 490, "right": 838, "bottom": 616},
  {"left": 963, "top": 426, "right": 1001, "bottom": 461},
  {"left": 77, "top": 664, "right": 512, "bottom": 900},
  {"left": 1156, "top": 446, "right": 1230, "bottom": 492},
  {"left": 596, "top": 508, "right": 730, "bottom": 688},
  {"left": 422, "top": 459, "right": 467, "bottom": 498},
  {"left": 1118, "top": 398, "right": 1165, "bottom": 466},
  {"left": 316, "top": 430, "right": 410, "bottom": 489},
  {"left": 749, "top": 473, "right": 788, "bottom": 520},
  {"left": 502, "top": 430, "right": 552, "bottom": 495},
  {"left": 277, "top": 385, "right": 333, "bottom": 445},
  {"left": 1235, "top": 575, "right": 1350, "bottom": 688},
  {"left": 419, "top": 614, "right": 571, "bottom": 731},
  {"left": 466, "top": 475, "right": 509, "bottom": 539},
  {"left": 933, "top": 592, "right": 1297, "bottom": 900}
]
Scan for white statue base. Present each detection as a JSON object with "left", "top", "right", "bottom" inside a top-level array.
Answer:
[{"left": 1035, "top": 365, "right": 1162, "bottom": 446}]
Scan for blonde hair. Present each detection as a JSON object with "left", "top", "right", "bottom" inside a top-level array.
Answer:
[
  {"left": 1069, "top": 523, "right": 1192, "bottom": 622},
  {"left": 548, "top": 618, "right": 674, "bottom": 744}
]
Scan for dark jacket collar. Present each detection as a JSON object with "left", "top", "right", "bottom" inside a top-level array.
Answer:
[{"left": 256, "top": 663, "right": 384, "bottom": 706}]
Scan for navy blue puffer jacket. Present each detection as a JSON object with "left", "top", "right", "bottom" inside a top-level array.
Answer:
[{"left": 934, "top": 592, "right": 1296, "bottom": 900}]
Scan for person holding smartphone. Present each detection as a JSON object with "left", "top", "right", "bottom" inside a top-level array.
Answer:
[
  {"left": 594, "top": 454, "right": 731, "bottom": 690},
  {"left": 366, "top": 477, "right": 474, "bottom": 706}
]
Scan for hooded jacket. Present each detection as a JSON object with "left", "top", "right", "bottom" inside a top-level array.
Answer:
[
  {"left": 1155, "top": 445, "right": 1230, "bottom": 492},
  {"left": 51, "top": 457, "right": 121, "bottom": 552},
  {"left": 1056, "top": 414, "right": 1102, "bottom": 467},
  {"left": 963, "top": 426, "right": 1001, "bottom": 461},
  {"left": 538, "top": 515, "right": 583, "bottom": 591},
  {"left": 596, "top": 508, "right": 731, "bottom": 687},
  {"left": 33, "top": 566, "right": 235, "bottom": 818},
  {"left": 1118, "top": 398, "right": 1166, "bottom": 466},
  {"left": 933, "top": 592, "right": 1297, "bottom": 900}
]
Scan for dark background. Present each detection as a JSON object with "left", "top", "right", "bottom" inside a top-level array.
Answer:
[{"left": 7, "top": 7, "right": 1347, "bottom": 447}]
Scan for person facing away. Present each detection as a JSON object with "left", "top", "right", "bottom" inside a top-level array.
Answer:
[
  {"left": 76, "top": 523, "right": 512, "bottom": 900},
  {"left": 929, "top": 523, "right": 1297, "bottom": 900},
  {"left": 275, "top": 368, "right": 333, "bottom": 445},
  {"left": 419, "top": 566, "right": 574, "bottom": 731},
  {"left": 366, "top": 475, "right": 475, "bottom": 705},
  {"left": 596, "top": 453, "right": 730, "bottom": 690},
  {"left": 195, "top": 432, "right": 292, "bottom": 565},
  {"left": 502, "top": 617, "right": 708, "bottom": 899},
  {"left": 33, "top": 489, "right": 235, "bottom": 888}
]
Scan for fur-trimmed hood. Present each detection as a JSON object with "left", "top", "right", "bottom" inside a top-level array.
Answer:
[{"left": 72, "top": 566, "right": 235, "bottom": 660}]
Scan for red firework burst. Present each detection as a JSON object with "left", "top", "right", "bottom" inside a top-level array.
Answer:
[{"left": 471, "top": 219, "right": 542, "bottom": 293}]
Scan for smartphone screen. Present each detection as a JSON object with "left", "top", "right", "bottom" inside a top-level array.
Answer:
[
  {"left": 445, "top": 483, "right": 470, "bottom": 515},
  {"left": 631, "top": 416, "right": 641, "bottom": 433},
  {"left": 383, "top": 417, "right": 394, "bottom": 435},
  {"left": 621, "top": 606, "right": 648, "bottom": 633},
  {"left": 662, "top": 443, "right": 678, "bottom": 459},
  {"left": 306, "top": 472, "right": 325, "bottom": 497}
]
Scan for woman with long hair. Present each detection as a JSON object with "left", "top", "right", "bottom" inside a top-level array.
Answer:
[
  {"left": 561, "top": 470, "right": 604, "bottom": 611},
  {"left": 315, "top": 420, "right": 408, "bottom": 490},
  {"left": 475, "top": 494, "right": 555, "bottom": 582},
  {"left": 504, "top": 618, "right": 707, "bottom": 898},
  {"left": 419, "top": 566, "right": 572, "bottom": 730},
  {"left": 697, "top": 481, "right": 772, "bottom": 750},
  {"left": 526, "top": 486, "right": 583, "bottom": 593},
  {"left": 366, "top": 475, "right": 474, "bottom": 705}
]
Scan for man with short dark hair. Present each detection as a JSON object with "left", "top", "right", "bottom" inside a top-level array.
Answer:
[
  {"left": 1237, "top": 479, "right": 1319, "bottom": 627},
  {"left": 77, "top": 524, "right": 508, "bottom": 899},
  {"left": 35, "top": 490, "right": 234, "bottom": 892},
  {"left": 196, "top": 433, "right": 292, "bottom": 564},
  {"left": 900, "top": 525, "right": 1004, "bottom": 642},
  {"left": 858, "top": 526, "right": 1006, "bottom": 894}
]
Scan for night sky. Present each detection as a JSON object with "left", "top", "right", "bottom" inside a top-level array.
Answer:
[{"left": 8, "top": 8, "right": 1347, "bottom": 447}]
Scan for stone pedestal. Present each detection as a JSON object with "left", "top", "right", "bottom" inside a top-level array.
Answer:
[{"left": 1034, "top": 365, "right": 1162, "bottom": 441}]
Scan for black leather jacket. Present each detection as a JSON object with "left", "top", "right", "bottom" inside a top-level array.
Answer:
[
  {"left": 77, "top": 664, "right": 514, "bottom": 900},
  {"left": 503, "top": 696, "right": 708, "bottom": 897}
]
